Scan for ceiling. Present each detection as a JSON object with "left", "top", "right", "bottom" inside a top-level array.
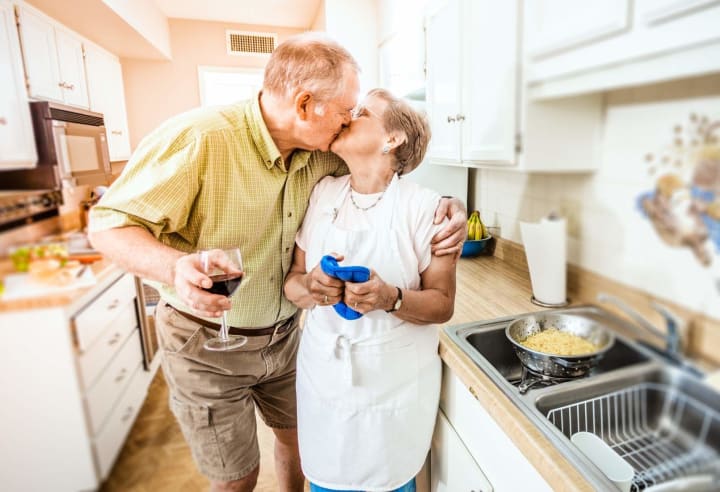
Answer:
[{"left": 153, "top": 0, "right": 323, "bottom": 29}]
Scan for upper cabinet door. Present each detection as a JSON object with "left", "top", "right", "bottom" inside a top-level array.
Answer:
[
  {"left": 16, "top": 4, "right": 89, "bottom": 109},
  {"left": 461, "top": 0, "right": 518, "bottom": 165},
  {"left": 425, "top": 0, "right": 462, "bottom": 163},
  {"left": 85, "top": 44, "right": 131, "bottom": 161},
  {"left": 17, "top": 6, "right": 62, "bottom": 102},
  {"left": 55, "top": 28, "right": 89, "bottom": 108},
  {"left": 0, "top": 1, "right": 36, "bottom": 169},
  {"left": 525, "top": 0, "right": 629, "bottom": 58}
]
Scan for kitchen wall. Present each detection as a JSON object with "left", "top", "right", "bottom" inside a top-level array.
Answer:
[
  {"left": 120, "top": 19, "right": 304, "bottom": 149},
  {"left": 471, "top": 73, "right": 720, "bottom": 320}
]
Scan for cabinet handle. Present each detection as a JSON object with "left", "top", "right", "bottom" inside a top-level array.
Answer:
[
  {"left": 0, "top": 117, "right": 6, "bottom": 126},
  {"left": 58, "top": 81, "right": 66, "bottom": 88},
  {"left": 111, "top": 130, "right": 123, "bottom": 136},
  {"left": 447, "top": 115, "right": 456, "bottom": 123},
  {"left": 114, "top": 367, "right": 128, "bottom": 383},
  {"left": 106, "top": 299, "right": 120, "bottom": 310},
  {"left": 456, "top": 114, "right": 465, "bottom": 122},
  {"left": 121, "top": 406, "right": 134, "bottom": 422},
  {"left": 66, "top": 83, "right": 75, "bottom": 91},
  {"left": 108, "top": 332, "right": 122, "bottom": 346}
]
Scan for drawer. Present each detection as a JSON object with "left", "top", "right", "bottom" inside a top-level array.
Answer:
[
  {"left": 85, "top": 329, "right": 142, "bottom": 434},
  {"left": 78, "top": 303, "right": 137, "bottom": 390},
  {"left": 74, "top": 274, "right": 136, "bottom": 351},
  {"left": 93, "top": 362, "right": 148, "bottom": 479}
]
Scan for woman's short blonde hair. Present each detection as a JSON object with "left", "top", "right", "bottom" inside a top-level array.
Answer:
[
  {"left": 368, "top": 88, "right": 431, "bottom": 175},
  {"left": 263, "top": 32, "right": 360, "bottom": 103}
]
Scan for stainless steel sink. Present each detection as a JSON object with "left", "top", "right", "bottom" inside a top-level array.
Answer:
[{"left": 445, "top": 305, "right": 720, "bottom": 491}]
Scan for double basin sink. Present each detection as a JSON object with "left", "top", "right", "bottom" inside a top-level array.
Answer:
[{"left": 445, "top": 305, "right": 720, "bottom": 491}]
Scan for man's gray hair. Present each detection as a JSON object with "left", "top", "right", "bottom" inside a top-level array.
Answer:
[{"left": 263, "top": 32, "right": 360, "bottom": 103}]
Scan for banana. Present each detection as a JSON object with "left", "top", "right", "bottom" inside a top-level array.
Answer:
[
  {"left": 467, "top": 210, "right": 488, "bottom": 240},
  {"left": 467, "top": 215, "right": 477, "bottom": 240}
]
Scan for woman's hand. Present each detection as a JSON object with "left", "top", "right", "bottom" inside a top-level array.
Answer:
[
  {"left": 344, "top": 270, "right": 397, "bottom": 314},
  {"left": 431, "top": 197, "right": 467, "bottom": 258},
  {"left": 173, "top": 253, "right": 230, "bottom": 318},
  {"left": 305, "top": 254, "right": 345, "bottom": 307}
]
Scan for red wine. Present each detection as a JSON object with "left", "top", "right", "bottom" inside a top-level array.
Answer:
[{"left": 204, "top": 273, "right": 242, "bottom": 297}]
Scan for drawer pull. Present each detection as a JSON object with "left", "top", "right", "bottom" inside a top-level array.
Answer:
[
  {"left": 106, "top": 299, "right": 120, "bottom": 310},
  {"left": 114, "top": 367, "right": 128, "bottom": 383},
  {"left": 107, "top": 332, "right": 122, "bottom": 346},
  {"left": 120, "top": 406, "right": 134, "bottom": 422}
]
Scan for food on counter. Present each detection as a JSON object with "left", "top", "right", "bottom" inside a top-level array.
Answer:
[
  {"left": 467, "top": 210, "right": 488, "bottom": 240},
  {"left": 520, "top": 328, "right": 599, "bottom": 356},
  {"left": 28, "top": 259, "right": 82, "bottom": 286},
  {"left": 10, "top": 243, "right": 68, "bottom": 272}
]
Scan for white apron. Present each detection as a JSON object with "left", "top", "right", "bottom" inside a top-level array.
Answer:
[{"left": 297, "top": 175, "right": 441, "bottom": 491}]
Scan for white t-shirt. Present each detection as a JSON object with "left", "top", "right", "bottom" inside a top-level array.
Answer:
[{"left": 296, "top": 175, "right": 446, "bottom": 275}]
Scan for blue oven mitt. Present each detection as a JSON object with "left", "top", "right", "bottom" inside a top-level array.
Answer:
[{"left": 320, "top": 255, "right": 370, "bottom": 320}]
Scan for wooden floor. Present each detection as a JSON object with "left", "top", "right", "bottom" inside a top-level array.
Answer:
[{"left": 101, "top": 371, "right": 284, "bottom": 492}]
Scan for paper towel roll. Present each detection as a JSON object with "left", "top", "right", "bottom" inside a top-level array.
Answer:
[{"left": 520, "top": 216, "right": 567, "bottom": 305}]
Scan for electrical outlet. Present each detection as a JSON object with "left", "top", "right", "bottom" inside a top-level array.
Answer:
[{"left": 559, "top": 199, "right": 581, "bottom": 239}]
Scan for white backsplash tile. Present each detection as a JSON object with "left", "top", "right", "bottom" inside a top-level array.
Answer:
[{"left": 472, "top": 74, "right": 720, "bottom": 318}]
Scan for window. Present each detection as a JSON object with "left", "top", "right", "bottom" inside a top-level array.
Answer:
[{"left": 197, "top": 66, "right": 264, "bottom": 106}]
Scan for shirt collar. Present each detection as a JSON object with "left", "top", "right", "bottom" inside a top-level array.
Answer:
[
  {"left": 246, "top": 93, "right": 283, "bottom": 170},
  {"left": 246, "top": 93, "right": 315, "bottom": 174}
]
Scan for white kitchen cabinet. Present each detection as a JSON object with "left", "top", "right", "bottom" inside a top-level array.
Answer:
[
  {"left": 526, "top": 0, "right": 720, "bottom": 99},
  {"left": 434, "top": 363, "right": 553, "bottom": 491},
  {"left": 16, "top": 4, "right": 89, "bottom": 108},
  {"left": 431, "top": 410, "right": 493, "bottom": 492},
  {"left": 425, "top": 0, "right": 603, "bottom": 172},
  {"left": 85, "top": 43, "right": 132, "bottom": 161},
  {"left": 0, "top": 0, "right": 36, "bottom": 169},
  {"left": 426, "top": 0, "right": 517, "bottom": 166},
  {"left": 0, "top": 272, "right": 159, "bottom": 491}
]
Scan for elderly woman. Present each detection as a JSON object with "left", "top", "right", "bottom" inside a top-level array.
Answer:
[{"left": 284, "top": 88, "right": 457, "bottom": 492}]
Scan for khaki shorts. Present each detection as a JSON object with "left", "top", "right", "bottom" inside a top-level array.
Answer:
[{"left": 156, "top": 302, "right": 299, "bottom": 482}]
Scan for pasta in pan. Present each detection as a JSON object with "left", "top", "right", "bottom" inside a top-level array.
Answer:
[{"left": 520, "top": 328, "right": 599, "bottom": 356}]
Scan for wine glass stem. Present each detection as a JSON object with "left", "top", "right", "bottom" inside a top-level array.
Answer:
[{"left": 220, "top": 310, "right": 230, "bottom": 341}]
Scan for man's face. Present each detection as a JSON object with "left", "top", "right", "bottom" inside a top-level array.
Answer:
[{"left": 304, "top": 69, "right": 360, "bottom": 152}]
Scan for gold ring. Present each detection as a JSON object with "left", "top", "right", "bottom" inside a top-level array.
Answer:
[{"left": 324, "top": 295, "right": 328, "bottom": 304}]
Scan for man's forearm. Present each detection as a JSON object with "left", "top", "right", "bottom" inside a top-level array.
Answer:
[{"left": 89, "top": 226, "right": 185, "bottom": 286}]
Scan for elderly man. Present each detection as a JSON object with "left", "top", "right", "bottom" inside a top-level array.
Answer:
[{"left": 89, "top": 33, "right": 466, "bottom": 492}]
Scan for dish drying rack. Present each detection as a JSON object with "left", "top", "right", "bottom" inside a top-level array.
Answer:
[{"left": 546, "top": 382, "right": 720, "bottom": 491}]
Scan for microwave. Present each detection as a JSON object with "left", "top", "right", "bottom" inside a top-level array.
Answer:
[{"left": 0, "top": 101, "right": 111, "bottom": 190}]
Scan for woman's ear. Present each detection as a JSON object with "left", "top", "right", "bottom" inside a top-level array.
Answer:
[
  {"left": 385, "top": 131, "right": 408, "bottom": 152},
  {"left": 295, "top": 91, "right": 313, "bottom": 121}
]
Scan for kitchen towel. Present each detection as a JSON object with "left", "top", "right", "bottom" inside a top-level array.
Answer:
[
  {"left": 520, "top": 216, "right": 567, "bottom": 305},
  {"left": 320, "top": 255, "right": 370, "bottom": 320}
]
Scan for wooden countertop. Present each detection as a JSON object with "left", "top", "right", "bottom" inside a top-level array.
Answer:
[
  {"left": 440, "top": 254, "right": 594, "bottom": 491},
  {"left": 0, "top": 258, "right": 125, "bottom": 314}
]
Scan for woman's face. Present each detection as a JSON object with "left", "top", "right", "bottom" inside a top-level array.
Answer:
[{"left": 330, "top": 95, "right": 389, "bottom": 159}]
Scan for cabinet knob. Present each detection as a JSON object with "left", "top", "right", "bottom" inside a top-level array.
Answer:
[
  {"left": 121, "top": 406, "right": 134, "bottom": 422},
  {"left": 0, "top": 117, "right": 6, "bottom": 126},
  {"left": 106, "top": 299, "right": 120, "bottom": 310},
  {"left": 114, "top": 367, "right": 128, "bottom": 383},
  {"left": 108, "top": 332, "right": 122, "bottom": 346},
  {"left": 111, "top": 130, "right": 123, "bottom": 136},
  {"left": 447, "top": 115, "right": 456, "bottom": 123},
  {"left": 456, "top": 114, "right": 465, "bottom": 122}
]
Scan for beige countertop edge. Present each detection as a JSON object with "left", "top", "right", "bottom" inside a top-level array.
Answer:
[
  {"left": 438, "top": 329, "right": 594, "bottom": 492},
  {"left": 0, "top": 259, "right": 125, "bottom": 314}
]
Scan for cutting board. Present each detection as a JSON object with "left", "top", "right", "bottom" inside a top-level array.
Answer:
[{"left": 2, "top": 267, "right": 97, "bottom": 301}]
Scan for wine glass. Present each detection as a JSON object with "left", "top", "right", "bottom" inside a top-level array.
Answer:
[{"left": 199, "top": 247, "right": 247, "bottom": 351}]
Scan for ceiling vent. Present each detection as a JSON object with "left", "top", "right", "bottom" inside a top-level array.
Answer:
[{"left": 226, "top": 30, "right": 276, "bottom": 56}]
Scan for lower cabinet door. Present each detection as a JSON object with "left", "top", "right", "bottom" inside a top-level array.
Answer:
[
  {"left": 431, "top": 410, "right": 493, "bottom": 492},
  {"left": 93, "top": 362, "right": 148, "bottom": 479}
]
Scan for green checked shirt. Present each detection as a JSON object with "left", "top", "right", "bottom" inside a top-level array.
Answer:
[{"left": 90, "top": 96, "right": 347, "bottom": 327}]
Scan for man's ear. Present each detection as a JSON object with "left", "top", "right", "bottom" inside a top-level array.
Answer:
[{"left": 295, "top": 91, "right": 313, "bottom": 121}]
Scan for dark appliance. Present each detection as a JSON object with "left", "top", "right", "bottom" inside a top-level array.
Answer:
[
  {"left": 0, "top": 101, "right": 110, "bottom": 190},
  {"left": 0, "top": 189, "right": 63, "bottom": 234}
]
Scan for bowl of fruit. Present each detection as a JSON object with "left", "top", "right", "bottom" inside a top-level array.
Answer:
[{"left": 461, "top": 211, "right": 492, "bottom": 257}]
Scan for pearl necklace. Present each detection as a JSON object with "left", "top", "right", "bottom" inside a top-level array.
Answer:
[{"left": 349, "top": 179, "right": 391, "bottom": 212}]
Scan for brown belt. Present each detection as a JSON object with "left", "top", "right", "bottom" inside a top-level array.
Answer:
[{"left": 168, "top": 303, "right": 295, "bottom": 337}]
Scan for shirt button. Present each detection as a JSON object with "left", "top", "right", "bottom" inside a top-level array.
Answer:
[
  {"left": 285, "top": 247, "right": 290, "bottom": 253},
  {"left": 287, "top": 211, "right": 292, "bottom": 217}
]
